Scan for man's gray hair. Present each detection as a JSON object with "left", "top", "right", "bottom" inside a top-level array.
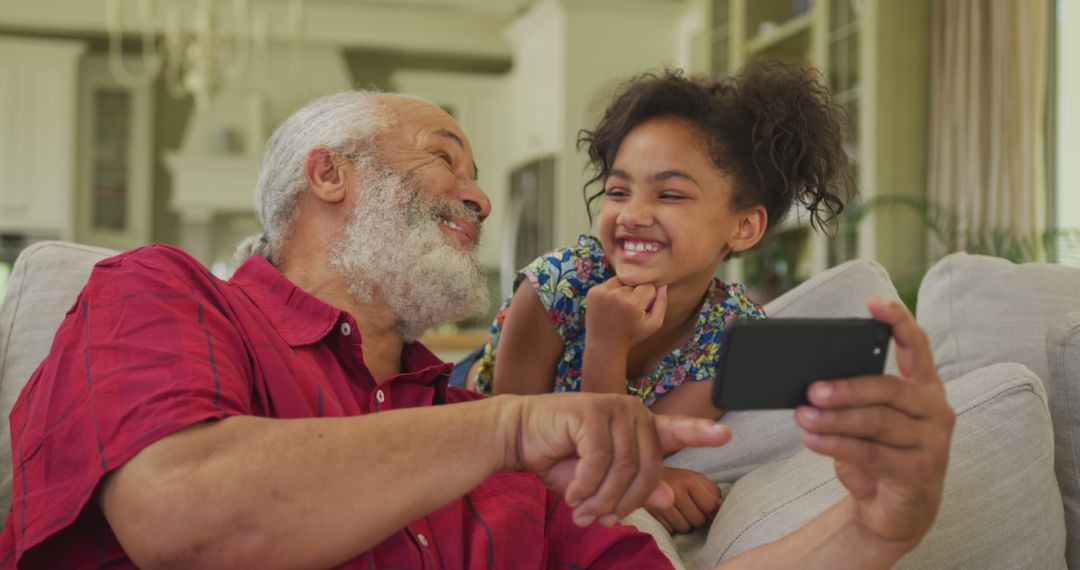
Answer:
[{"left": 235, "top": 90, "right": 393, "bottom": 265}]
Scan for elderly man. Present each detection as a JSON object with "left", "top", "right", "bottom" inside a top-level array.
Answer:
[{"left": 0, "top": 91, "right": 953, "bottom": 569}]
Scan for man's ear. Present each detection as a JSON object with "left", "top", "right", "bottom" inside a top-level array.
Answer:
[
  {"left": 304, "top": 146, "right": 350, "bottom": 205},
  {"left": 728, "top": 205, "right": 768, "bottom": 254}
]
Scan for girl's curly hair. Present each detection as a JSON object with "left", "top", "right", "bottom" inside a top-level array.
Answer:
[{"left": 578, "top": 60, "right": 855, "bottom": 235}]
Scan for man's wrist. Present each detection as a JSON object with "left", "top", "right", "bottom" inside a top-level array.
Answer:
[
  {"left": 836, "top": 498, "right": 920, "bottom": 568},
  {"left": 487, "top": 394, "right": 526, "bottom": 474}
]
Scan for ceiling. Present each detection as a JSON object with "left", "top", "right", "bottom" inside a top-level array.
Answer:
[{"left": 312, "top": 0, "right": 538, "bottom": 19}]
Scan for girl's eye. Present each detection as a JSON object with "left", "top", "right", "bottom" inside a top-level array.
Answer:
[
  {"left": 604, "top": 188, "right": 628, "bottom": 198},
  {"left": 660, "top": 192, "right": 687, "bottom": 201}
]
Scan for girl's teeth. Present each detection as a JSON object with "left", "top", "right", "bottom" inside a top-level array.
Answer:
[{"left": 625, "top": 241, "right": 659, "bottom": 252}]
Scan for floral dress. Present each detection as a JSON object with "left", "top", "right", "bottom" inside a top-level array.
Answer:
[{"left": 474, "top": 235, "right": 766, "bottom": 407}]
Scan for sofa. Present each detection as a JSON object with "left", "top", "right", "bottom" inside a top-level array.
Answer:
[{"left": 1, "top": 241, "right": 1078, "bottom": 568}]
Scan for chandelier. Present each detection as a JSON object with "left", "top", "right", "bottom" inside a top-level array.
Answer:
[{"left": 106, "top": 0, "right": 305, "bottom": 107}]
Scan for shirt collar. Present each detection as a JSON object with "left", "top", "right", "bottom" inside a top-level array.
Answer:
[
  {"left": 231, "top": 256, "right": 455, "bottom": 388},
  {"left": 399, "top": 341, "right": 453, "bottom": 401},
  {"left": 230, "top": 255, "right": 342, "bottom": 346}
]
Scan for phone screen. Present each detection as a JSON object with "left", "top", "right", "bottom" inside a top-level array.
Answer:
[{"left": 713, "top": 318, "right": 892, "bottom": 410}]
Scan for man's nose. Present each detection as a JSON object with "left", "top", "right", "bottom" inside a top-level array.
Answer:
[{"left": 460, "top": 180, "right": 492, "bottom": 222}]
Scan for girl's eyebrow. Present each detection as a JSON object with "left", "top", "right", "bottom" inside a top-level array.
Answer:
[
  {"left": 652, "top": 170, "right": 698, "bottom": 185},
  {"left": 609, "top": 168, "right": 699, "bottom": 185}
]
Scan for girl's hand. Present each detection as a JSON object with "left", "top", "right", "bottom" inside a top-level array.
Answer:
[
  {"left": 585, "top": 277, "right": 668, "bottom": 352},
  {"left": 645, "top": 467, "right": 723, "bottom": 534}
]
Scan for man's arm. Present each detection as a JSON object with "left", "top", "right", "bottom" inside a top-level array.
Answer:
[
  {"left": 100, "top": 393, "right": 730, "bottom": 570},
  {"left": 717, "top": 298, "right": 955, "bottom": 569}
]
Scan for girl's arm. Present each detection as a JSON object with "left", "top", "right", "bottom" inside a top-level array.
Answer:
[
  {"left": 582, "top": 278, "right": 668, "bottom": 395},
  {"left": 581, "top": 330, "right": 632, "bottom": 394},
  {"left": 491, "top": 284, "right": 563, "bottom": 395},
  {"left": 649, "top": 380, "right": 725, "bottom": 420}
]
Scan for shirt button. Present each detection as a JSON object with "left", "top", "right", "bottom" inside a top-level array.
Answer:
[
  {"left": 375, "top": 389, "right": 385, "bottom": 403},
  {"left": 417, "top": 533, "right": 429, "bottom": 547},
  {"left": 340, "top": 322, "right": 352, "bottom": 336}
]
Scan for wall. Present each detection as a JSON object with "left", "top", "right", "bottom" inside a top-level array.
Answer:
[
  {"left": 1058, "top": 0, "right": 1080, "bottom": 264},
  {"left": 347, "top": 48, "right": 510, "bottom": 92},
  {"left": 151, "top": 73, "right": 194, "bottom": 246},
  {"left": 503, "top": 0, "right": 567, "bottom": 169},
  {"left": 862, "top": 0, "right": 931, "bottom": 282}
]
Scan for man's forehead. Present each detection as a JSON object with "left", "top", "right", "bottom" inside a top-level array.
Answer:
[{"left": 383, "top": 96, "right": 469, "bottom": 146}]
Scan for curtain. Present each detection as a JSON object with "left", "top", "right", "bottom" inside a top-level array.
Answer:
[{"left": 928, "top": 0, "right": 1050, "bottom": 255}]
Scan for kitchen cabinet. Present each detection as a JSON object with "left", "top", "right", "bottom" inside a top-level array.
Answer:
[{"left": 0, "top": 37, "right": 85, "bottom": 239}]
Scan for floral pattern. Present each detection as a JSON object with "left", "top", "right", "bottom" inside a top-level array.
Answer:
[{"left": 474, "top": 235, "right": 766, "bottom": 407}]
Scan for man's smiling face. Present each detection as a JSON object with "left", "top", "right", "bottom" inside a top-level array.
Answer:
[
  {"left": 371, "top": 98, "right": 491, "bottom": 252},
  {"left": 327, "top": 97, "right": 493, "bottom": 341}
]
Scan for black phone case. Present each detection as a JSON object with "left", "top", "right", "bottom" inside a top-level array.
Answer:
[{"left": 712, "top": 318, "right": 893, "bottom": 410}]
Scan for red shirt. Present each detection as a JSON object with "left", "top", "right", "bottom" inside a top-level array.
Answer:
[{"left": 0, "top": 244, "right": 672, "bottom": 569}]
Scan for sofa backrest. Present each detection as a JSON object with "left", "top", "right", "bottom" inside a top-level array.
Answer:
[
  {"left": 0, "top": 241, "right": 116, "bottom": 520},
  {"left": 918, "top": 252, "right": 1080, "bottom": 565},
  {"left": 917, "top": 251, "right": 1080, "bottom": 384}
]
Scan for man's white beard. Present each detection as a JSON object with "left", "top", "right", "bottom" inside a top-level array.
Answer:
[{"left": 329, "top": 161, "right": 490, "bottom": 342}]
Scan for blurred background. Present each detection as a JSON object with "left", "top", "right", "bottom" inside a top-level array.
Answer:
[{"left": 0, "top": 0, "right": 1075, "bottom": 356}]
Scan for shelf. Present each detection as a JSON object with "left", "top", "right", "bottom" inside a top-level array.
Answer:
[
  {"left": 828, "top": 21, "right": 860, "bottom": 42},
  {"left": 744, "top": 13, "right": 814, "bottom": 55}
]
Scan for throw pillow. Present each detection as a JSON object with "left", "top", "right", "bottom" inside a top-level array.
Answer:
[{"left": 669, "top": 363, "right": 1065, "bottom": 569}]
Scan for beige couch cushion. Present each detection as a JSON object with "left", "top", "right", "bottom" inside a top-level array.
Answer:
[
  {"left": 917, "top": 252, "right": 1080, "bottom": 383},
  {"left": 1047, "top": 311, "right": 1080, "bottom": 568},
  {"left": 0, "top": 241, "right": 116, "bottom": 519},
  {"left": 668, "top": 363, "right": 1065, "bottom": 569}
]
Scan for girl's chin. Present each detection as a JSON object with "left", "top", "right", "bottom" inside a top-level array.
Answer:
[{"left": 612, "top": 268, "right": 664, "bottom": 288}]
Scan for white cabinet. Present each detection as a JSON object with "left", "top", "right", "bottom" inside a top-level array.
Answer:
[
  {"left": 0, "top": 37, "right": 85, "bottom": 238},
  {"left": 75, "top": 55, "right": 154, "bottom": 251}
]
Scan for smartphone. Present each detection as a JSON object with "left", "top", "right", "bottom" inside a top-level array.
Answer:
[{"left": 712, "top": 318, "right": 893, "bottom": 410}]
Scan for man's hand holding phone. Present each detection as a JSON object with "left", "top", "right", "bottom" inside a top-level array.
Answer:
[
  {"left": 715, "top": 298, "right": 956, "bottom": 568},
  {"left": 793, "top": 298, "right": 955, "bottom": 558}
]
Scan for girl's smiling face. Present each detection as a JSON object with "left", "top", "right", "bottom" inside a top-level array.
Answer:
[{"left": 597, "top": 117, "right": 766, "bottom": 289}]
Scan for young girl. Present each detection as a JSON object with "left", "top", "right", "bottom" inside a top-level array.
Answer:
[{"left": 469, "top": 61, "right": 853, "bottom": 533}]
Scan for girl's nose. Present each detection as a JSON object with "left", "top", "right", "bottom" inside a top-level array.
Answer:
[{"left": 616, "top": 199, "right": 653, "bottom": 228}]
